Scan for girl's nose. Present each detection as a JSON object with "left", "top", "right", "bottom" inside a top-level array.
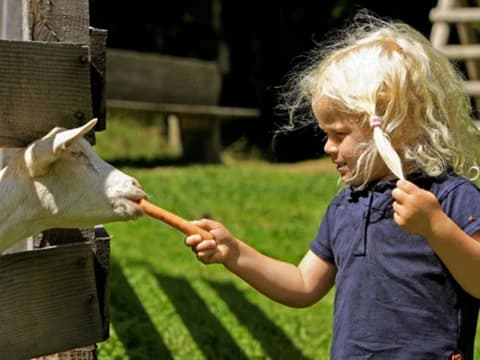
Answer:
[{"left": 324, "top": 138, "right": 337, "bottom": 155}]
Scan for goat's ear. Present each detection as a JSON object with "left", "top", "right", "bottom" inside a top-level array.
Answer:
[
  {"left": 25, "top": 118, "right": 98, "bottom": 177},
  {"left": 52, "top": 118, "right": 97, "bottom": 154}
]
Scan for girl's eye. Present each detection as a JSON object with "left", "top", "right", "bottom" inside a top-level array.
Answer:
[{"left": 334, "top": 131, "right": 347, "bottom": 138}]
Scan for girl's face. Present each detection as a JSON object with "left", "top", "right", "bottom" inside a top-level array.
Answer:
[
  {"left": 319, "top": 116, "right": 366, "bottom": 184},
  {"left": 312, "top": 99, "right": 390, "bottom": 186}
]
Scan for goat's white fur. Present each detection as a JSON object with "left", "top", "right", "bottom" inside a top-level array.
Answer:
[{"left": 0, "top": 119, "right": 147, "bottom": 251}]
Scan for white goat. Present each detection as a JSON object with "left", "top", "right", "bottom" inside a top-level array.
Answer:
[{"left": 0, "top": 118, "right": 147, "bottom": 252}]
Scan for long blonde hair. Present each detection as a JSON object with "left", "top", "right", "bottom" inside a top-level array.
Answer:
[{"left": 280, "top": 12, "right": 480, "bottom": 189}]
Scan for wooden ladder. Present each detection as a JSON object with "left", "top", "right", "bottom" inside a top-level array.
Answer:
[{"left": 430, "top": 0, "right": 480, "bottom": 111}]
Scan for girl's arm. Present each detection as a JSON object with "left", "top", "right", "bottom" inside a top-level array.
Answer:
[
  {"left": 392, "top": 180, "right": 480, "bottom": 299},
  {"left": 185, "top": 219, "right": 336, "bottom": 308}
]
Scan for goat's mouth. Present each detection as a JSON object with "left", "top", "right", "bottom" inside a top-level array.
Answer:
[
  {"left": 114, "top": 194, "right": 149, "bottom": 219},
  {"left": 130, "top": 194, "right": 149, "bottom": 207},
  {"left": 129, "top": 193, "right": 148, "bottom": 203}
]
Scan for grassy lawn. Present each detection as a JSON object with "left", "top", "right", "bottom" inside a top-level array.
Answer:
[
  {"left": 94, "top": 119, "right": 480, "bottom": 359},
  {"left": 97, "top": 162, "right": 339, "bottom": 359}
]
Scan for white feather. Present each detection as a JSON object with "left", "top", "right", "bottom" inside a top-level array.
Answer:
[{"left": 373, "top": 127, "right": 405, "bottom": 180}]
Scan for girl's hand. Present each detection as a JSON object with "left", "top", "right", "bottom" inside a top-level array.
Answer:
[
  {"left": 391, "top": 180, "right": 444, "bottom": 238},
  {"left": 184, "top": 219, "right": 238, "bottom": 264}
]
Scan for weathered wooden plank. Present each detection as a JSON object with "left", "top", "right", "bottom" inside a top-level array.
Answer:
[
  {"left": 0, "top": 242, "right": 108, "bottom": 359},
  {"left": 39, "top": 226, "right": 110, "bottom": 337},
  {"left": 89, "top": 27, "right": 108, "bottom": 131},
  {"left": 463, "top": 80, "right": 480, "bottom": 95},
  {"left": 437, "top": 44, "right": 480, "bottom": 59},
  {"left": 106, "top": 49, "right": 221, "bottom": 105},
  {"left": 430, "top": 7, "right": 480, "bottom": 23},
  {"left": 0, "top": 40, "right": 93, "bottom": 146},
  {"left": 30, "top": 0, "right": 89, "bottom": 43},
  {"left": 90, "top": 226, "right": 111, "bottom": 337},
  {"left": 107, "top": 99, "right": 260, "bottom": 119}
]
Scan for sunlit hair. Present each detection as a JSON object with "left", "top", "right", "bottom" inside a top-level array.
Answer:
[{"left": 278, "top": 12, "right": 480, "bottom": 189}]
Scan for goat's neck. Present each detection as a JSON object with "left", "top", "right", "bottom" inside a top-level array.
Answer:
[{"left": 0, "top": 163, "right": 40, "bottom": 249}]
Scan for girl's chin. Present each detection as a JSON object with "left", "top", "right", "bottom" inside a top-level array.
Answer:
[
  {"left": 339, "top": 172, "right": 366, "bottom": 187},
  {"left": 342, "top": 173, "right": 395, "bottom": 188},
  {"left": 337, "top": 169, "right": 353, "bottom": 181},
  {"left": 339, "top": 174, "right": 356, "bottom": 185}
]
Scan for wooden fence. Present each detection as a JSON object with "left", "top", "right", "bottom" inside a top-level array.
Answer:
[
  {"left": 106, "top": 49, "right": 260, "bottom": 163},
  {"left": 0, "top": 0, "right": 109, "bottom": 358}
]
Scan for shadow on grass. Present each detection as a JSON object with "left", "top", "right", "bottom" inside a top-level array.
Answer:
[
  {"left": 153, "top": 273, "right": 250, "bottom": 360},
  {"left": 209, "top": 281, "right": 308, "bottom": 360},
  {"left": 109, "top": 260, "right": 173, "bottom": 359},
  {"left": 108, "top": 263, "right": 307, "bottom": 359}
]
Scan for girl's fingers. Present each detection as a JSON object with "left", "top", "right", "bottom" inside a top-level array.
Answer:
[
  {"left": 396, "top": 179, "right": 409, "bottom": 189},
  {"left": 195, "top": 239, "right": 217, "bottom": 252},
  {"left": 392, "top": 201, "right": 399, "bottom": 212},
  {"left": 392, "top": 180, "right": 418, "bottom": 203},
  {"left": 197, "top": 249, "right": 216, "bottom": 261},
  {"left": 393, "top": 212, "right": 404, "bottom": 227},
  {"left": 391, "top": 188, "right": 407, "bottom": 204},
  {"left": 392, "top": 201, "right": 406, "bottom": 219},
  {"left": 195, "top": 218, "right": 222, "bottom": 231},
  {"left": 395, "top": 179, "right": 418, "bottom": 193},
  {"left": 185, "top": 234, "right": 202, "bottom": 247}
]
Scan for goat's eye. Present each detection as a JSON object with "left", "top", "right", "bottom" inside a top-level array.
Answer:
[{"left": 70, "top": 150, "right": 86, "bottom": 158}]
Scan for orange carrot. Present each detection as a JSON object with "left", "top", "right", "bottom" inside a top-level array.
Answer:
[{"left": 139, "top": 198, "right": 213, "bottom": 239}]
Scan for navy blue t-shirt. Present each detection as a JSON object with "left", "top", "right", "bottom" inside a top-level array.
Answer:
[{"left": 310, "top": 173, "right": 480, "bottom": 359}]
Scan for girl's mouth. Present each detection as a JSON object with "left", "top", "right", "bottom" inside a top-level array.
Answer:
[{"left": 335, "top": 162, "right": 347, "bottom": 172}]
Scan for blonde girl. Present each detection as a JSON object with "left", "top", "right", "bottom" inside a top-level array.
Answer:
[{"left": 185, "top": 13, "right": 480, "bottom": 359}]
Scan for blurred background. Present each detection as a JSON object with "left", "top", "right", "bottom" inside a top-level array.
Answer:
[{"left": 89, "top": 0, "right": 443, "bottom": 163}]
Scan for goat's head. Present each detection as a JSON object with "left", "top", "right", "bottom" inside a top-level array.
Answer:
[{"left": 20, "top": 118, "right": 147, "bottom": 229}]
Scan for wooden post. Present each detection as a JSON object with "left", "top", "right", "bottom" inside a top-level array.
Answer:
[
  {"left": 0, "top": 0, "right": 29, "bottom": 40},
  {"left": 167, "top": 114, "right": 183, "bottom": 156},
  {"left": 430, "top": 0, "right": 457, "bottom": 48},
  {"left": 0, "top": 0, "right": 33, "bottom": 253},
  {"left": 30, "top": 1, "right": 106, "bottom": 359}
]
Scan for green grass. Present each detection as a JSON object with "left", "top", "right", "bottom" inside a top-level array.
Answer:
[
  {"left": 97, "top": 163, "right": 339, "bottom": 359},
  {"left": 94, "top": 110, "right": 174, "bottom": 162}
]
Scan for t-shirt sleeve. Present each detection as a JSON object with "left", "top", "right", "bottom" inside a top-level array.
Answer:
[
  {"left": 310, "top": 201, "right": 336, "bottom": 264},
  {"left": 440, "top": 180, "right": 480, "bottom": 236}
]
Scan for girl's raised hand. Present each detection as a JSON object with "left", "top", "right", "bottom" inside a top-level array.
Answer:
[
  {"left": 391, "top": 180, "right": 444, "bottom": 238},
  {"left": 184, "top": 219, "right": 237, "bottom": 265}
]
